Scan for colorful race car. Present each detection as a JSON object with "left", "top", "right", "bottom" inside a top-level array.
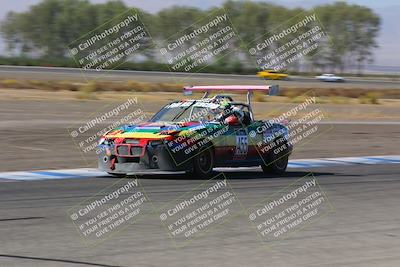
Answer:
[
  {"left": 98, "top": 85, "right": 293, "bottom": 178},
  {"left": 256, "top": 70, "right": 289, "bottom": 80}
]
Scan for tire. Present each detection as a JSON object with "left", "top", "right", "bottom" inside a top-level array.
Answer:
[
  {"left": 107, "top": 172, "right": 127, "bottom": 178},
  {"left": 191, "top": 147, "right": 214, "bottom": 179},
  {"left": 261, "top": 142, "right": 289, "bottom": 175}
]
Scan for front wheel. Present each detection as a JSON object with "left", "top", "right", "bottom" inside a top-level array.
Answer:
[
  {"left": 191, "top": 148, "right": 214, "bottom": 179},
  {"left": 261, "top": 155, "right": 288, "bottom": 174},
  {"left": 261, "top": 145, "right": 289, "bottom": 174}
]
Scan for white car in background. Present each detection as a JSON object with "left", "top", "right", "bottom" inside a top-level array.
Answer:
[{"left": 315, "top": 73, "right": 345, "bottom": 82}]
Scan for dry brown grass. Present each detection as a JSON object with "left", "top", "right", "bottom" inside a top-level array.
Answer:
[
  {"left": 0, "top": 79, "right": 399, "bottom": 103},
  {"left": 359, "top": 92, "right": 381, "bottom": 104},
  {"left": 1, "top": 79, "right": 26, "bottom": 89},
  {"left": 253, "top": 92, "right": 266, "bottom": 102},
  {"left": 281, "top": 87, "right": 399, "bottom": 99}
]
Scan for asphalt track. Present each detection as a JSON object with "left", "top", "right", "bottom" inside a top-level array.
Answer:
[
  {"left": 0, "top": 65, "right": 399, "bottom": 89},
  {"left": 0, "top": 67, "right": 399, "bottom": 266},
  {"left": 0, "top": 163, "right": 399, "bottom": 267}
]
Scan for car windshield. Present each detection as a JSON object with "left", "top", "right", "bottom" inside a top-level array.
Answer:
[{"left": 149, "top": 101, "right": 221, "bottom": 123}]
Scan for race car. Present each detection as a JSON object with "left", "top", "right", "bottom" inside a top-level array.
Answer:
[
  {"left": 98, "top": 85, "right": 293, "bottom": 178},
  {"left": 256, "top": 70, "right": 289, "bottom": 80},
  {"left": 315, "top": 73, "right": 345, "bottom": 82}
]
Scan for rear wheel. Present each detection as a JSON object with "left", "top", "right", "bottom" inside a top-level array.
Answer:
[
  {"left": 191, "top": 148, "right": 214, "bottom": 179},
  {"left": 261, "top": 142, "right": 289, "bottom": 174}
]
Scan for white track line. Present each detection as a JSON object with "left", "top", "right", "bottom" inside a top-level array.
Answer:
[{"left": 0, "top": 155, "right": 399, "bottom": 181}]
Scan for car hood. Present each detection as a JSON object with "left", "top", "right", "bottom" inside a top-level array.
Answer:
[{"left": 103, "top": 121, "right": 212, "bottom": 140}]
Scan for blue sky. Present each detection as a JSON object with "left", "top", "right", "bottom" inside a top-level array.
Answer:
[{"left": 0, "top": 0, "right": 398, "bottom": 67}]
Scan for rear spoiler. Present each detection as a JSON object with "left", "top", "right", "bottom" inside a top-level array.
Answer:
[
  {"left": 183, "top": 85, "right": 279, "bottom": 108},
  {"left": 183, "top": 85, "right": 279, "bottom": 97}
]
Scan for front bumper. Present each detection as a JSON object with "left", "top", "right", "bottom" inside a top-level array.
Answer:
[{"left": 98, "top": 143, "right": 192, "bottom": 174}]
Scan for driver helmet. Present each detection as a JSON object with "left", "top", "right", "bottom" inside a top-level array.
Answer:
[
  {"left": 224, "top": 115, "right": 239, "bottom": 125},
  {"left": 231, "top": 106, "right": 244, "bottom": 122}
]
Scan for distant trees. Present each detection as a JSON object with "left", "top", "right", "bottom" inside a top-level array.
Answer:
[
  {"left": 1, "top": 0, "right": 131, "bottom": 57},
  {"left": 313, "top": 2, "right": 380, "bottom": 74},
  {"left": 0, "top": 0, "right": 380, "bottom": 73}
]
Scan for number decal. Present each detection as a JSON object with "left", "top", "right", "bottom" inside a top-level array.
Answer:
[{"left": 235, "top": 135, "right": 248, "bottom": 156}]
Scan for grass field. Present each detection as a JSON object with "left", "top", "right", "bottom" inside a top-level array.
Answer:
[
  {"left": 1, "top": 78, "right": 399, "bottom": 102},
  {"left": 1, "top": 88, "right": 399, "bottom": 122}
]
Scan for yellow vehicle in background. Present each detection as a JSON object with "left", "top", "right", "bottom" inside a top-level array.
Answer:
[{"left": 256, "top": 70, "right": 289, "bottom": 80}]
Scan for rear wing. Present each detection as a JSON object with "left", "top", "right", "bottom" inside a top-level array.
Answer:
[
  {"left": 183, "top": 85, "right": 279, "bottom": 109},
  {"left": 183, "top": 85, "right": 279, "bottom": 97}
]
